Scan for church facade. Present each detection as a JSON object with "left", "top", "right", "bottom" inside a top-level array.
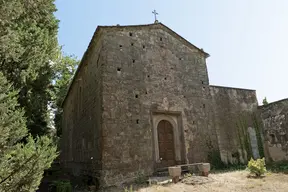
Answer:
[{"left": 61, "top": 23, "right": 288, "bottom": 187}]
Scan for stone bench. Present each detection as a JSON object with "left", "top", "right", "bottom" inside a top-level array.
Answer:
[
  {"left": 181, "top": 163, "right": 211, "bottom": 177},
  {"left": 168, "top": 163, "right": 211, "bottom": 183}
]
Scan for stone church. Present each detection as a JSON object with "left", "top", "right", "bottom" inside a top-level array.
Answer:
[{"left": 61, "top": 22, "right": 288, "bottom": 187}]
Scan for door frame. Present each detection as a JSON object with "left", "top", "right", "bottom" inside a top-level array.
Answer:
[{"left": 151, "top": 110, "right": 186, "bottom": 168}]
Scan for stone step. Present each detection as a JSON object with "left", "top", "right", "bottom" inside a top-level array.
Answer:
[
  {"left": 153, "top": 163, "right": 211, "bottom": 179},
  {"left": 154, "top": 170, "right": 169, "bottom": 177},
  {"left": 154, "top": 167, "right": 190, "bottom": 177}
]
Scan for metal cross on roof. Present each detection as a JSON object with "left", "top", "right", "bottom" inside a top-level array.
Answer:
[{"left": 152, "top": 10, "right": 159, "bottom": 22}]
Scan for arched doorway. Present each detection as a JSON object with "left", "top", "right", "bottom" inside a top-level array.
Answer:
[{"left": 157, "top": 120, "right": 176, "bottom": 168}]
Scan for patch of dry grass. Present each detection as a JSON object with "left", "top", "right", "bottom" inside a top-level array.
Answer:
[{"left": 135, "top": 171, "right": 288, "bottom": 192}]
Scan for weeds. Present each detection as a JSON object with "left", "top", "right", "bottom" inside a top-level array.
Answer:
[
  {"left": 183, "top": 173, "right": 193, "bottom": 178},
  {"left": 124, "top": 185, "right": 134, "bottom": 192},
  {"left": 210, "top": 164, "right": 246, "bottom": 174},
  {"left": 50, "top": 180, "right": 72, "bottom": 192},
  {"left": 247, "top": 158, "right": 267, "bottom": 177},
  {"left": 267, "top": 161, "right": 288, "bottom": 173},
  {"left": 134, "top": 171, "right": 147, "bottom": 185}
]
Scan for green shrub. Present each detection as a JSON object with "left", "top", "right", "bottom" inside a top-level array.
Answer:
[
  {"left": 134, "top": 171, "right": 147, "bottom": 184},
  {"left": 267, "top": 161, "right": 288, "bottom": 173},
  {"left": 207, "top": 150, "right": 228, "bottom": 170},
  {"left": 0, "top": 73, "right": 58, "bottom": 192},
  {"left": 247, "top": 158, "right": 267, "bottom": 177},
  {"left": 52, "top": 180, "right": 72, "bottom": 192}
]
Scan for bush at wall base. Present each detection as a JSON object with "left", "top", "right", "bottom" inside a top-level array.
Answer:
[{"left": 247, "top": 158, "right": 267, "bottom": 177}]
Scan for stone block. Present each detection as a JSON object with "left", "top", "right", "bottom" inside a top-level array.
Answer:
[
  {"left": 187, "top": 165, "right": 198, "bottom": 173},
  {"left": 168, "top": 166, "right": 181, "bottom": 177},
  {"left": 168, "top": 166, "right": 181, "bottom": 183},
  {"left": 198, "top": 163, "right": 210, "bottom": 177}
]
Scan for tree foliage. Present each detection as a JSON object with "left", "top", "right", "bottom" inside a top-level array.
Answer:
[
  {"left": 52, "top": 55, "right": 79, "bottom": 136},
  {"left": 0, "top": 73, "right": 58, "bottom": 192},
  {"left": 262, "top": 97, "right": 268, "bottom": 105},
  {"left": 0, "top": 0, "right": 59, "bottom": 136},
  {"left": 0, "top": 0, "right": 79, "bottom": 189}
]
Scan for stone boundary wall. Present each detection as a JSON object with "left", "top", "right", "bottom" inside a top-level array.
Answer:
[
  {"left": 259, "top": 98, "right": 288, "bottom": 162},
  {"left": 210, "top": 85, "right": 259, "bottom": 164}
]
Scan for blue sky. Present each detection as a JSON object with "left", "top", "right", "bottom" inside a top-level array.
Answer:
[{"left": 55, "top": 0, "right": 288, "bottom": 103}]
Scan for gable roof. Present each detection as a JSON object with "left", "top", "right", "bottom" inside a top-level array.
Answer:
[
  {"left": 97, "top": 22, "right": 209, "bottom": 57},
  {"left": 61, "top": 22, "right": 210, "bottom": 107}
]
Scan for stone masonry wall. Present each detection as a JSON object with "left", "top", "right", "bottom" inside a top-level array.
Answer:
[
  {"left": 210, "top": 86, "right": 259, "bottom": 164},
  {"left": 100, "top": 25, "right": 216, "bottom": 186},
  {"left": 61, "top": 23, "right": 288, "bottom": 189},
  {"left": 61, "top": 33, "right": 104, "bottom": 177},
  {"left": 259, "top": 99, "right": 288, "bottom": 162}
]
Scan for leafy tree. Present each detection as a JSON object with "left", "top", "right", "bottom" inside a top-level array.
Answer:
[
  {"left": 52, "top": 55, "right": 79, "bottom": 136},
  {"left": 262, "top": 97, "right": 268, "bottom": 105},
  {"left": 0, "top": 72, "right": 58, "bottom": 192},
  {"left": 0, "top": 0, "right": 59, "bottom": 136}
]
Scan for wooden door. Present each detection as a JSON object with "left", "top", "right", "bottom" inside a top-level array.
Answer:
[{"left": 157, "top": 120, "right": 176, "bottom": 168}]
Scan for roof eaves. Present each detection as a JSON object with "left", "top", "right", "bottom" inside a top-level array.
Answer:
[
  {"left": 96, "top": 23, "right": 210, "bottom": 57},
  {"left": 158, "top": 23, "right": 210, "bottom": 58},
  {"left": 61, "top": 26, "right": 103, "bottom": 107}
]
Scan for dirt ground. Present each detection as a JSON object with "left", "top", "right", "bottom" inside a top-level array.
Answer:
[{"left": 131, "top": 171, "right": 288, "bottom": 192}]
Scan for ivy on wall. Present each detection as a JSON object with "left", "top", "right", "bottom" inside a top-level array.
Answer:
[
  {"left": 252, "top": 113, "right": 265, "bottom": 158},
  {"left": 236, "top": 113, "right": 252, "bottom": 160},
  {"left": 206, "top": 112, "right": 266, "bottom": 169},
  {"left": 236, "top": 112, "right": 265, "bottom": 162}
]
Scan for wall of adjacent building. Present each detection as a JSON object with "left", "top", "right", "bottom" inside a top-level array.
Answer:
[{"left": 259, "top": 99, "right": 288, "bottom": 162}]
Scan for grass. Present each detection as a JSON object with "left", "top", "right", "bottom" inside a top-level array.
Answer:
[
  {"left": 210, "top": 164, "right": 247, "bottom": 174},
  {"left": 266, "top": 161, "right": 288, "bottom": 174}
]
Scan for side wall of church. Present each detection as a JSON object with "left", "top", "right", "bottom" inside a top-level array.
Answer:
[
  {"left": 61, "top": 35, "right": 104, "bottom": 177},
  {"left": 100, "top": 25, "right": 217, "bottom": 186},
  {"left": 210, "top": 86, "right": 259, "bottom": 164}
]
